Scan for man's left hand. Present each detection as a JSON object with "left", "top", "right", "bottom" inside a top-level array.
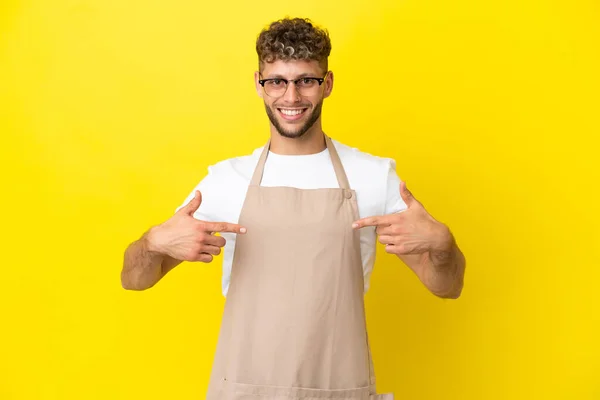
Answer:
[{"left": 352, "top": 182, "right": 453, "bottom": 255}]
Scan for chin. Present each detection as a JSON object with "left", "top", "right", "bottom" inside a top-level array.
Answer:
[
  {"left": 277, "top": 129, "right": 308, "bottom": 139},
  {"left": 266, "top": 102, "right": 320, "bottom": 140},
  {"left": 273, "top": 117, "right": 311, "bottom": 139}
]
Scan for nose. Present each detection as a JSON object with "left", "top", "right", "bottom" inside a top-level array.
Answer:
[{"left": 282, "top": 81, "right": 302, "bottom": 103}]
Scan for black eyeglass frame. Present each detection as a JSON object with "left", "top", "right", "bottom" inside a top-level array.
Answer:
[{"left": 258, "top": 72, "right": 329, "bottom": 97}]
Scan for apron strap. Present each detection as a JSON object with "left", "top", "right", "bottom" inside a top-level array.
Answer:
[
  {"left": 325, "top": 135, "right": 351, "bottom": 190},
  {"left": 250, "top": 138, "right": 272, "bottom": 186},
  {"left": 250, "top": 135, "right": 351, "bottom": 189}
]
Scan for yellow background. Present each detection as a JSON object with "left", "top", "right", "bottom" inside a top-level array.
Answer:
[{"left": 1, "top": 0, "right": 599, "bottom": 399}]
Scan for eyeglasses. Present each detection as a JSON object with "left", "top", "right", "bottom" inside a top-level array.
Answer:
[{"left": 258, "top": 72, "right": 329, "bottom": 98}]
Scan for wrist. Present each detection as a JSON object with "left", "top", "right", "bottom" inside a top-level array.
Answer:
[
  {"left": 144, "top": 226, "right": 165, "bottom": 255},
  {"left": 431, "top": 223, "right": 454, "bottom": 251}
]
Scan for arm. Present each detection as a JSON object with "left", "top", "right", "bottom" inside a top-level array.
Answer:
[
  {"left": 121, "top": 229, "right": 183, "bottom": 291},
  {"left": 397, "top": 227, "right": 465, "bottom": 299},
  {"left": 353, "top": 182, "right": 466, "bottom": 299},
  {"left": 120, "top": 190, "right": 246, "bottom": 291}
]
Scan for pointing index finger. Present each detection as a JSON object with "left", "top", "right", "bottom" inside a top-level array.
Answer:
[
  {"left": 352, "top": 215, "right": 389, "bottom": 229},
  {"left": 203, "top": 221, "right": 247, "bottom": 234}
]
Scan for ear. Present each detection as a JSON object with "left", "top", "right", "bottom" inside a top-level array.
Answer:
[
  {"left": 254, "top": 71, "right": 264, "bottom": 99},
  {"left": 323, "top": 70, "right": 334, "bottom": 99}
]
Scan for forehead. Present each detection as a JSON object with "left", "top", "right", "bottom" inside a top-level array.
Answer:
[{"left": 261, "top": 59, "right": 324, "bottom": 78}]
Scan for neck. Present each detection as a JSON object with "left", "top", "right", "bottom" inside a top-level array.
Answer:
[{"left": 268, "top": 120, "right": 327, "bottom": 155}]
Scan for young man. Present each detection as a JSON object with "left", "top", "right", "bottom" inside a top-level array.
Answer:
[{"left": 122, "top": 17, "right": 465, "bottom": 400}]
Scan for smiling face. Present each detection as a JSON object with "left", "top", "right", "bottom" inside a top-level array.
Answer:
[{"left": 255, "top": 59, "right": 334, "bottom": 139}]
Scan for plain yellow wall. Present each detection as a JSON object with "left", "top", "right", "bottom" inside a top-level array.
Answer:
[{"left": 1, "top": 0, "right": 599, "bottom": 399}]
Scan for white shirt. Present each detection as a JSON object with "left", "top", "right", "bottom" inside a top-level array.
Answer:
[{"left": 176, "top": 139, "right": 407, "bottom": 296}]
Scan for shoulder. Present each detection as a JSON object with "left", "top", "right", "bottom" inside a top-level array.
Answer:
[
  {"left": 175, "top": 145, "right": 263, "bottom": 218},
  {"left": 331, "top": 138, "right": 396, "bottom": 178},
  {"left": 207, "top": 146, "right": 263, "bottom": 183}
]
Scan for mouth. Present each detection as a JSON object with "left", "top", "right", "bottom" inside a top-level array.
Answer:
[{"left": 277, "top": 107, "right": 309, "bottom": 121}]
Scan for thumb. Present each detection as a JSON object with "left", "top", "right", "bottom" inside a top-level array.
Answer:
[
  {"left": 399, "top": 181, "right": 415, "bottom": 207},
  {"left": 181, "top": 190, "right": 202, "bottom": 216}
]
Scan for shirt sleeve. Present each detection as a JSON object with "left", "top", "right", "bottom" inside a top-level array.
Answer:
[
  {"left": 384, "top": 159, "right": 409, "bottom": 215},
  {"left": 174, "top": 165, "right": 219, "bottom": 222}
]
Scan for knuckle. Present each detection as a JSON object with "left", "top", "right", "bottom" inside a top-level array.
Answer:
[
  {"left": 378, "top": 227, "right": 390, "bottom": 235},
  {"left": 185, "top": 250, "right": 197, "bottom": 260},
  {"left": 197, "top": 231, "right": 208, "bottom": 243}
]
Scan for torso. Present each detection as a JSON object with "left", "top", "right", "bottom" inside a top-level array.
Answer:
[{"left": 176, "top": 138, "right": 407, "bottom": 295}]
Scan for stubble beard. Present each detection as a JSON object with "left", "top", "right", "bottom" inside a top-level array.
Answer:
[{"left": 265, "top": 100, "right": 323, "bottom": 139}]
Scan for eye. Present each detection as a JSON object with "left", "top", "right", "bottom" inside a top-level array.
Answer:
[
  {"left": 297, "top": 78, "right": 317, "bottom": 88},
  {"left": 267, "top": 79, "right": 284, "bottom": 86}
]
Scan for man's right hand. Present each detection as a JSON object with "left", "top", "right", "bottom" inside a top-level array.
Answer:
[{"left": 146, "top": 190, "right": 246, "bottom": 263}]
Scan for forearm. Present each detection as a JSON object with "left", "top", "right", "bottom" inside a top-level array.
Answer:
[
  {"left": 422, "top": 239, "right": 465, "bottom": 299},
  {"left": 121, "top": 230, "right": 172, "bottom": 291}
]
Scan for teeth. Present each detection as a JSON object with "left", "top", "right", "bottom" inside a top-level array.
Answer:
[{"left": 280, "top": 108, "right": 304, "bottom": 116}]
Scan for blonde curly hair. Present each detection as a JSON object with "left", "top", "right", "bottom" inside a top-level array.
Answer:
[{"left": 256, "top": 17, "right": 331, "bottom": 72}]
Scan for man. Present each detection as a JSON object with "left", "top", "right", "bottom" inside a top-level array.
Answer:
[{"left": 122, "top": 17, "right": 465, "bottom": 400}]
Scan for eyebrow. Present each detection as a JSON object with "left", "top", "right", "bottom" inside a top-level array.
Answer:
[{"left": 263, "top": 72, "right": 318, "bottom": 79}]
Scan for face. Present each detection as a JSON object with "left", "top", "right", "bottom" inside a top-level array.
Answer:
[{"left": 255, "top": 60, "right": 334, "bottom": 139}]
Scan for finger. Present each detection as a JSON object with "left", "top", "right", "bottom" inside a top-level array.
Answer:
[
  {"left": 376, "top": 224, "right": 400, "bottom": 235},
  {"left": 202, "top": 233, "right": 227, "bottom": 248},
  {"left": 352, "top": 215, "right": 391, "bottom": 229},
  {"left": 180, "top": 190, "right": 202, "bottom": 216},
  {"left": 193, "top": 253, "right": 214, "bottom": 263},
  {"left": 384, "top": 244, "right": 399, "bottom": 254},
  {"left": 378, "top": 235, "right": 398, "bottom": 246},
  {"left": 399, "top": 181, "right": 416, "bottom": 207},
  {"left": 385, "top": 243, "right": 426, "bottom": 255},
  {"left": 199, "top": 245, "right": 222, "bottom": 256},
  {"left": 384, "top": 244, "right": 411, "bottom": 255},
  {"left": 202, "top": 221, "right": 247, "bottom": 234}
]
